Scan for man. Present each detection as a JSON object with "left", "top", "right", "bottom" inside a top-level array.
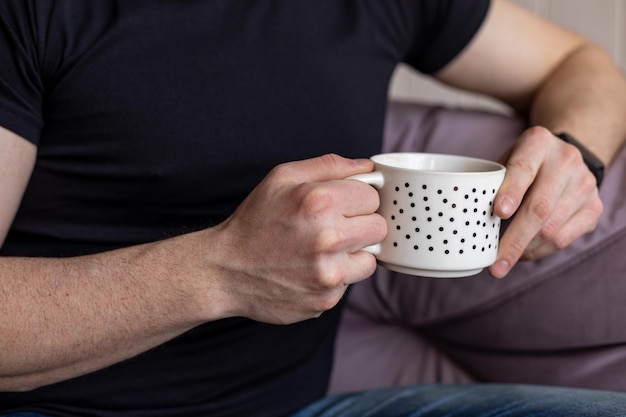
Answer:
[{"left": 0, "top": 0, "right": 625, "bottom": 416}]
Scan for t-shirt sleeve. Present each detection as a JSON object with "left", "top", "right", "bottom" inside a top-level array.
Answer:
[
  {"left": 0, "top": 1, "right": 45, "bottom": 145},
  {"left": 405, "top": 0, "right": 491, "bottom": 74}
]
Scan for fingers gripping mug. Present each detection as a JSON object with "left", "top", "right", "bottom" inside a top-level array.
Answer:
[{"left": 350, "top": 153, "right": 506, "bottom": 278}]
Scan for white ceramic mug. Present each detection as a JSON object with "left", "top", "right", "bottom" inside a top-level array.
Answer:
[{"left": 349, "top": 152, "right": 506, "bottom": 278}]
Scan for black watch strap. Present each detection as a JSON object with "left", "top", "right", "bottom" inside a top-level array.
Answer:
[{"left": 554, "top": 132, "right": 604, "bottom": 188}]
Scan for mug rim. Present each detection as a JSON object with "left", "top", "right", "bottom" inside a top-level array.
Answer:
[{"left": 370, "top": 152, "right": 505, "bottom": 174}]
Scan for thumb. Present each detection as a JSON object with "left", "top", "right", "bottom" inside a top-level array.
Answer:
[{"left": 277, "top": 154, "right": 374, "bottom": 183}]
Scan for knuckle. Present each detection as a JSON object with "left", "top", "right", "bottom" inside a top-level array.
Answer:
[
  {"left": 581, "top": 169, "right": 598, "bottom": 191},
  {"left": 561, "top": 142, "right": 583, "bottom": 165},
  {"left": 317, "top": 265, "right": 345, "bottom": 290},
  {"left": 520, "top": 126, "right": 552, "bottom": 150},
  {"left": 538, "top": 226, "right": 571, "bottom": 252},
  {"left": 507, "top": 154, "right": 539, "bottom": 182},
  {"left": 507, "top": 156, "right": 536, "bottom": 178},
  {"left": 552, "top": 233, "right": 572, "bottom": 251},
  {"left": 269, "top": 161, "right": 298, "bottom": 180},
  {"left": 362, "top": 254, "right": 378, "bottom": 278},
  {"left": 499, "top": 228, "right": 531, "bottom": 258},
  {"left": 538, "top": 220, "right": 559, "bottom": 242},
  {"left": 526, "top": 125, "right": 553, "bottom": 141},
  {"left": 299, "top": 185, "right": 334, "bottom": 217},
  {"left": 374, "top": 213, "right": 388, "bottom": 239},
  {"left": 527, "top": 196, "right": 552, "bottom": 223},
  {"left": 358, "top": 183, "right": 381, "bottom": 210},
  {"left": 501, "top": 233, "right": 527, "bottom": 262},
  {"left": 311, "top": 227, "right": 342, "bottom": 253},
  {"left": 522, "top": 249, "right": 540, "bottom": 261},
  {"left": 318, "top": 153, "right": 343, "bottom": 168}
]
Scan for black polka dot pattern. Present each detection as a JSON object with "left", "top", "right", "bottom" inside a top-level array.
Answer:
[{"left": 387, "top": 182, "right": 501, "bottom": 256}]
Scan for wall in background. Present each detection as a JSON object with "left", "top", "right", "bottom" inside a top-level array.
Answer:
[{"left": 388, "top": 0, "right": 626, "bottom": 112}]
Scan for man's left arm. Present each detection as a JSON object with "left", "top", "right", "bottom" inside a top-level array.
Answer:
[{"left": 433, "top": 0, "right": 626, "bottom": 277}]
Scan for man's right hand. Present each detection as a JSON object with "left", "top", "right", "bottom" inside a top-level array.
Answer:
[{"left": 205, "top": 153, "right": 387, "bottom": 325}]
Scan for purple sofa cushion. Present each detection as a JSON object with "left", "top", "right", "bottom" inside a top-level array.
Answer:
[{"left": 329, "top": 101, "right": 626, "bottom": 394}]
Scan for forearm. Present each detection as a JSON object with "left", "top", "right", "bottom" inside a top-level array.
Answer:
[
  {"left": 0, "top": 154, "right": 382, "bottom": 392},
  {"left": 529, "top": 43, "right": 626, "bottom": 167},
  {"left": 0, "top": 229, "right": 223, "bottom": 392},
  {"left": 435, "top": 0, "right": 626, "bottom": 167}
]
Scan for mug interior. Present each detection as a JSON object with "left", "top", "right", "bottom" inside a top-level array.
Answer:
[{"left": 371, "top": 152, "right": 504, "bottom": 173}]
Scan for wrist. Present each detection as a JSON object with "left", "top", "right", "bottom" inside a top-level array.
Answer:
[
  {"left": 180, "top": 225, "right": 243, "bottom": 322},
  {"left": 554, "top": 131, "right": 605, "bottom": 187},
  {"left": 140, "top": 228, "right": 234, "bottom": 326}
]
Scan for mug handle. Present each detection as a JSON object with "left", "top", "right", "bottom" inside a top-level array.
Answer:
[
  {"left": 346, "top": 171, "right": 385, "bottom": 189},
  {"left": 346, "top": 171, "right": 385, "bottom": 256}
]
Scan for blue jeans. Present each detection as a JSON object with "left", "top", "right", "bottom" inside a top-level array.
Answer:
[
  {"left": 291, "top": 384, "right": 626, "bottom": 417},
  {"left": 6, "top": 385, "right": 626, "bottom": 417}
]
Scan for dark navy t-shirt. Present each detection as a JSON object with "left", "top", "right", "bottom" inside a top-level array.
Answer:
[{"left": 0, "top": 1, "right": 490, "bottom": 416}]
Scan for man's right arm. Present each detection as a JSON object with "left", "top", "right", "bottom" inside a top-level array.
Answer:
[
  {"left": 0, "top": 128, "right": 385, "bottom": 392},
  {"left": 0, "top": 127, "right": 219, "bottom": 390}
]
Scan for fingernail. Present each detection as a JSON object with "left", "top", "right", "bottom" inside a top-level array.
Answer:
[
  {"left": 500, "top": 197, "right": 515, "bottom": 217},
  {"left": 491, "top": 260, "right": 510, "bottom": 279}
]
